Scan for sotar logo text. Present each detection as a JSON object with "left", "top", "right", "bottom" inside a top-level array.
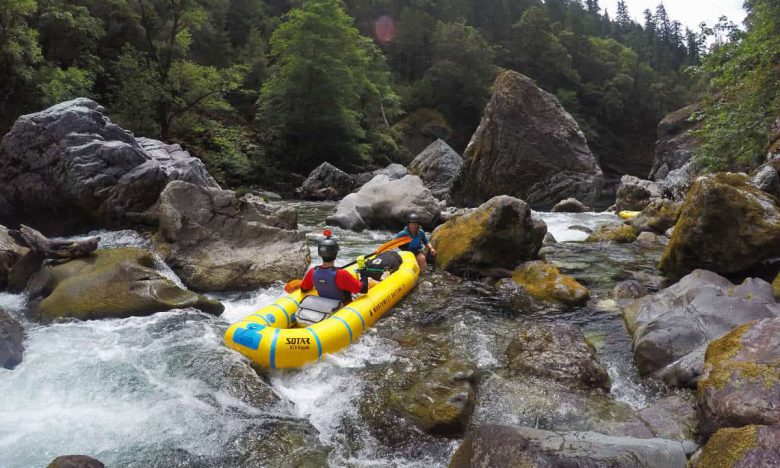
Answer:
[{"left": 286, "top": 338, "right": 311, "bottom": 345}]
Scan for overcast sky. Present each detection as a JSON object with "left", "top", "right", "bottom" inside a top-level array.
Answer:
[{"left": 614, "top": 0, "right": 747, "bottom": 31}]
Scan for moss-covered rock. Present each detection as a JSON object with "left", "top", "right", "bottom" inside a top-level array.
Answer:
[
  {"left": 28, "top": 248, "right": 224, "bottom": 322},
  {"left": 507, "top": 261, "right": 589, "bottom": 306},
  {"left": 586, "top": 223, "right": 638, "bottom": 243},
  {"left": 431, "top": 195, "right": 546, "bottom": 277},
  {"left": 773, "top": 273, "right": 780, "bottom": 299},
  {"left": 691, "top": 425, "right": 780, "bottom": 468},
  {"left": 626, "top": 198, "right": 682, "bottom": 234},
  {"left": 660, "top": 173, "right": 780, "bottom": 279},
  {"left": 390, "top": 360, "right": 476, "bottom": 436},
  {"left": 505, "top": 323, "right": 609, "bottom": 391},
  {"left": 697, "top": 318, "right": 780, "bottom": 438}
]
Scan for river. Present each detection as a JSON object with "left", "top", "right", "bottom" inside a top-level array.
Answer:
[{"left": 0, "top": 202, "right": 669, "bottom": 467}]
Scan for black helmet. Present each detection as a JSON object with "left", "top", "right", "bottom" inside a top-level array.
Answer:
[
  {"left": 318, "top": 230, "right": 339, "bottom": 261},
  {"left": 407, "top": 213, "right": 421, "bottom": 224}
]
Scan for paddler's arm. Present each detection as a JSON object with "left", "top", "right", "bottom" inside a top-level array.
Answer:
[
  {"left": 422, "top": 230, "right": 436, "bottom": 256},
  {"left": 336, "top": 269, "right": 378, "bottom": 294},
  {"left": 300, "top": 269, "right": 315, "bottom": 292}
]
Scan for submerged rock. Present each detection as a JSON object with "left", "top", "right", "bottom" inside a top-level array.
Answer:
[
  {"left": 504, "top": 261, "right": 589, "bottom": 306},
  {"left": 691, "top": 425, "right": 780, "bottom": 468},
  {"left": 298, "top": 162, "right": 353, "bottom": 200},
  {"left": 0, "top": 98, "right": 218, "bottom": 235},
  {"left": 27, "top": 248, "right": 224, "bottom": 322},
  {"left": 585, "top": 224, "right": 637, "bottom": 243},
  {"left": 0, "top": 308, "right": 24, "bottom": 369},
  {"left": 326, "top": 175, "right": 441, "bottom": 232},
  {"left": 612, "top": 280, "right": 648, "bottom": 300},
  {"left": 390, "top": 360, "right": 476, "bottom": 436},
  {"left": 615, "top": 175, "right": 661, "bottom": 212},
  {"left": 450, "top": 425, "right": 688, "bottom": 468},
  {"left": 698, "top": 318, "right": 780, "bottom": 438},
  {"left": 430, "top": 196, "right": 546, "bottom": 277},
  {"left": 408, "top": 139, "right": 462, "bottom": 200},
  {"left": 551, "top": 198, "right": 591, "bottom": 213},
  {"left": 660, "top": 173, "right": 780, "bottom": 279},
  {"left": 154, "top": 181, "right": 308, "bottom": 292},
  {"left": 504, "top": 323, "right": 609, "bottom": 391},
  {"left": 47, "top": 455, "right": 105, "bottom": 468},
  {"left": 622, "top": 270, "right": 779, "bottom": 387},
  {"left": 451, "top": 70, "right": 603, "bottom": 209}
]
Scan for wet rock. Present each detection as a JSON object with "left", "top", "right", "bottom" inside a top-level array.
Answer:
[
  {"left": 626, "top": 198, "right": 682, "bottom": 234},
  {"left": 774, "top": 273, "right": 780, "bottom": 299},
  {"left": 390, "top": 360, "right": 476, "bottom": 436},
  {"left": 393, "top": 108, "right": 454, "bottom": 164},
  {"left": 6, "top": 251, "right": 44, "bottom": 293},
  {"left": 636, "top": 231, "right": 667, "bottom": 248},
  {"left": 235, "top": 420, "right": 331, "bottom": 468},
  {"left": 27, "top": 248, "right": 224, "bottom": 322},
  {"left": 504, "top": 261, "right": 589, "bottom": 306},
  {"left": 637, "top": 394, "right": 698, "bottom": 441},
  {"left": 154, "top": 181, "right": 308, "bottom": 291},
  {"left": 450, "top": 425, "right": 688, "bottom": 468},
  {"left": 659, "top": 160, "right": 699, "bottom": 201},
  {"left": 569, "top": 225, "right": 593, "bottom": 234},
  {"left": 650, "top": 102, "right": 702, "bottom": 181},
  {"left": 615, "top": 175, "right": 661, "bottom": 212},
  {"left": 47, "top": 455, "right": 105, "bottom": 468},
  {"left": 0, "top": 308, "right": 24, "bottom": 369},
  {"left": 660, "top": 173, "right": 780, "bottom": 279},
  {"left": 297, "top": 162, "right": 353, "bottom": 200},
  {"left": 542, "top": 232, "right": 557, "bottom": 245},
  {"left": 586, "top": 224, "right": 637, "bottom": 243},
  {"left": 623, "top": 270, "right": 779, "bottom": 387},
  {"left": 613, "top": 280, "right": 648, "bottom": 300},
  {"left": 352, "top": 163, "right": 408, "bottom": 190},
  {"left": 0, "top": 225, "right": 28, "bottom": 289},
  {"left": 451, "top": 71, "right": 603, "bottom": 209},
  {"left": 505, "top": 323, "right": 609, "bottom": 390},
  {"left": 751, "top": 165, "right": 780, "bottom": 196},
  {"left": 0, "top": 98, "right": 218, "bottom": 235},
  {"left": 551, "top": 198, "right": 591, "bottom": 213},
  {"left": 408, "top": 139, "right": 462, "bottom": 200},
  {"left": 326, "top": 175, "right": 441, "bottom": 232},
  {"left": 430, "top": 195, "right": 546, "bottom": 277},
  {"left": 698, "top": 318, "right": 780, "bottom": 438},
  {"left": 691, "top": 425, "right": 780, "bottom": 468}
]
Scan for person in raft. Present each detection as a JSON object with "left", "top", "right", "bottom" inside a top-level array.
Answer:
[
  {"left": 300, "top": 230, "right": 379, "bottom": 303},
  {"left": 396, "top": 213, "right": 436, "bottom": 272}
]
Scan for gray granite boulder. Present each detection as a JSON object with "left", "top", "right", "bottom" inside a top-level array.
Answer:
[
  {"left": 615, "top": 175, "right": 661, "bottom": 212},
  {"left": 408, "top": 139, "right": 462, "bottom": 200},
  {"left": 297, "top": 162, "right": 353, "bottom": 200}
]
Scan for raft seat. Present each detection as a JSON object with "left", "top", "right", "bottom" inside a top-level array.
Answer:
[{"left": 296, "top": 296, "right": 342, "bottom": 327}]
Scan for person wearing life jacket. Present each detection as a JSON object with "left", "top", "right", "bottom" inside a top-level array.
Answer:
[
  {"left": 395, "top": 213, "right": 436, "bottom": 272},
  {"left": 300, "top": 231, "right": 378, "bottom": 302}
]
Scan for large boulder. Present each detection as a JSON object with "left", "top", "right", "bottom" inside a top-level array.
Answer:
[
  {"left": 615, "top": 175, "right": 661, "bottom": 212},
  {"left": 659, "top": 160, "right": 699, "bottom": 201},
  {"left": 450, "top": 425, "right": 689, "bottom": 468},
  {"left": 408, "top": 139, "right": 463, "bottom": 200},
  {"left": 622, "top": 270, "right": 779, "bottom": 387},
  {"left": 751, "top": 164, "right": 780, "bottom": 197},
  {"left": 297, "top": 162, "right": 353, "bottom": 200},
  {"left": 154, "top": 181, "right": 308, "bottom": 292},
  {"left": 550, "top": 198, "right": 590, "bottom": 213},
  {"left": 626, "top": 198, "right": 682, "bottom": 234},
  {"left": 501, "top": 261, "right": 590, "bottom": 306},
  {"left": 0, "top": 99, "right": 219, "bottom": 235},
  {"left": 390, "top": 360, "right": 476, "bottom": 436},
  {"left": 326, "top": 175, "right": 442, "bottom": 232},
  {"left": 0, "top": 308, "right": 24, "bottom": 369},
  {"left": 504, "top": 323, "right": 609, "bottom": 391},
  {"left": 660, "top": 173, "right": 780, "bottom": 279},
  {"left": 0, "top": 225, "right": 28, "bottom": 289},
  {"left": 636, "top": 395, "right": 698, "bottom": 441},
  {"left": 26, "top": 248, "right": 224, "bottom": 322},
  {"left": 352, "top": 163, "right": 408, "bottom": 190},
  {"left": 698, "top": 318, "right": 780, "bottom": 438},
  {"left": 691, "top": 425, "right": 780, "bottom": 468},
  {"left": 450, "top": 71, "right": 603, "bottom": 210},
  {"left": 430, "top": 196, "right": 546, "bottom": 277},
  {"left": 649, "top": 102, "right": 702, "bottom": 181},
  {"left": 392, "top": 108, "right": 454, "bottom": 164}
]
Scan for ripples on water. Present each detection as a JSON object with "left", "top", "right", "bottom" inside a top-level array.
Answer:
[{"left": 0, "top": 202, "right": 669, "bottom": 467}]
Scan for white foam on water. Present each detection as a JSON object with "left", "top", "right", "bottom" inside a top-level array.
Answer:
[
  {"left": 217, "top": 286, "right": 285, "bottom": 324},
  {"left": 536, "top": 211, "right": 620, "bottom": 242}
]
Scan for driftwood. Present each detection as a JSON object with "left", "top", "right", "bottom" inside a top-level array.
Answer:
[{"left": 9, "top": 225, "right": 100, "bottom": 259}]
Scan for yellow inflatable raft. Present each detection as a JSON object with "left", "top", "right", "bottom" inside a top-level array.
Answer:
[
  {"left": 225, "top": 250, "right": 420, "bottom": 369},
  {"left": 618, "top": 210, "right": 641, "bottom": 220}
]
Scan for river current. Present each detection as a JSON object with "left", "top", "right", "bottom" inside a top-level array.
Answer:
[{"left": 0, "top": 202, "right": 667, "bottom": 467}]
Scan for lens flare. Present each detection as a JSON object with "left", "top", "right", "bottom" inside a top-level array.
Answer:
[{"left": 375, "top": 15, "right": 396, "bottom": 43}]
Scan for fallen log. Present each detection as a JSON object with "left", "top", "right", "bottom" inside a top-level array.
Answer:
[{"left": 9, "top": 225, "right": 99, "bottom": 259}]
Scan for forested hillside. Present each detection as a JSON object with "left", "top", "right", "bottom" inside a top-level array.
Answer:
[{"left": 0, "top": 0, "right": 748, "bottom": 186}]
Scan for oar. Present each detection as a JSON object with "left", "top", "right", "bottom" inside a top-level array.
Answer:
[{"left": 283, "top": 236, "right": 412, "bottom": 293}]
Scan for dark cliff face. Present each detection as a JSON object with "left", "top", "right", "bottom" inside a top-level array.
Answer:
[
  {"left": 450, "top": 70, "right": 603, "bottom": 210},
  {"left": 649, "top": 102, "right": 703, "bottom": 181}
]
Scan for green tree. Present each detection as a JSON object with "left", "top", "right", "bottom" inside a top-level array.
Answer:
[
  {"left": 0, "top": 0, "right": 42, "bottom": 128},
  {"left": 691, "top": 0, "right": 780, "bottom": 170},
  {"left": 259, "top": 0, "right": 399, "bottom": 171}
]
